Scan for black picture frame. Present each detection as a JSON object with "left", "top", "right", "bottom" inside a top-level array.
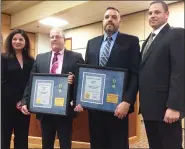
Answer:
[
  {"left": 28, "top": 73, "right": 70, "bottom": 116},
  {"left": 74, "top": 64, "right": 128, "bottom": 113}
]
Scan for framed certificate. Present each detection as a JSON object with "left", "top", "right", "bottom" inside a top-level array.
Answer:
[
  {"left": 75, "top": 64, "right": 128, "bottom": 113},
  {"left": 28, "top": 73, "right": 70, "bottom": 116}
]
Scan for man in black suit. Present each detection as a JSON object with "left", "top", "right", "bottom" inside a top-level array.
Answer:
[
  {"left": 75, "top": 7, "right": 141, "bottom": 149},
  {"left": 21, "top": 28, "right": 84, "bottom": 149},
  {"left": 139, "top": 1, "right": 184, "bottom": 149}
]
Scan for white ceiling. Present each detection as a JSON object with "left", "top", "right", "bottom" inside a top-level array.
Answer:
[
  {"left": 1, "top": 1, "right": 177, "bottom": 33},
  {"left": 2, "top": 1, "right": 42, "bottom": 14}
]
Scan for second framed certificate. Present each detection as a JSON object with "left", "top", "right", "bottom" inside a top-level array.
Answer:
[
  {"left": 28, "top": 73, "right": 70, "bottom": 116},
  {"left": 75, "top": 64, "right": 128, "bottom": 113}
]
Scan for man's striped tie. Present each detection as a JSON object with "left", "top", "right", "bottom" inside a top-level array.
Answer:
[
  {"left": 142, "top": 33, "right": 156, "bottom": 60},
  {"left": 100, "top": 37, "right": 112, "bottom": 66},
  {"left": 50, "top": 52, "right": 60, "bottom": 74}
]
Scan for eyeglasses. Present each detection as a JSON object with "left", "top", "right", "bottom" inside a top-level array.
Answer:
[{"left": 50, "top": 35, "right": 64, "bottom": 40}]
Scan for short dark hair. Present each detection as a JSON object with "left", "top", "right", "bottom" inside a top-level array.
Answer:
[
  {"left": 4, "top": 29, "right": 32, "bottom": 59},
  {"left": 106, "top": 7, "right": 120, "bottom": 13},
  {"left": 150, "top": 1, "right": 169, "bottom": 12}
]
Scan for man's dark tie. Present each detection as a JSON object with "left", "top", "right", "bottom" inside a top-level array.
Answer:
[
  {"left": 100, "top": 37, "right": 112, "bottom": 66},
  {"left": 50, "top": 52, "right": 60, "bottom": 74},
  {"left": 142, "top": 33, "right": 156, "bottom": 60}
]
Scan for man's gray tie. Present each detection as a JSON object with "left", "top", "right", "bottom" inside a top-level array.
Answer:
[
  {"left": 100, "top": 37, "right": 112, "bottom": 66},
  {"left": 142, "top": 33, "right": 156, "bottom": 60}
]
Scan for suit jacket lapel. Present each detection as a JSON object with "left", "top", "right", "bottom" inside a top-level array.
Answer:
[
  {"left": 139, "top": 40, "right": 148, "bottom": 67},
  {"left": 141, "top": 38, "right": 149, "bottom": 55},
  {"left": 45, "top": 52, "right": 52, "bottom": 73},
  {"left": 140, "top": 33, "right": 155, "bottom": 65},
  {"left": 95, "top": 36, "right": 104, "bottom": 65},
  {"left": 62, "top": 49, "right": 69, "bottom": 74},
  {"left": 22, "top": 56, "right": 28, "bottom": 70},
  {"left": 107, "top": 32, "right": 120, "bottom": 65},
  {"left": 140, "top": 23, "right": 170, "bottom": 67}
]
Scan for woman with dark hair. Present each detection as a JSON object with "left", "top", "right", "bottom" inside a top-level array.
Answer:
[{"left": 1, "top": 29, "right": 34, "bottom": 149}]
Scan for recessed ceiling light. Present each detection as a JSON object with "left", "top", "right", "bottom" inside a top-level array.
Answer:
[{"left": 39, "top": 17, "right": 68, "bottom": 27}]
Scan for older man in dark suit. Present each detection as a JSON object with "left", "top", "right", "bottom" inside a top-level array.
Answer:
[
  {"left": 21, "top": 28, "right": 84, "bottom": 149},
  {"left": 139, "top": 1, "right": 184, "bottom": 149},
  {"left": 75, "top": 7, "right": 141, "bottom": 149}
]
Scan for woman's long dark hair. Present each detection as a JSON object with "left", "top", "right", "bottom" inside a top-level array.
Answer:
[{"left": 4, "top": 29, "right": 32, "bottom": 59}]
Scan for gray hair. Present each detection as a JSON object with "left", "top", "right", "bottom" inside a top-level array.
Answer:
[{"left": 50, "top": 27, "right": 65, "bottom": 38}]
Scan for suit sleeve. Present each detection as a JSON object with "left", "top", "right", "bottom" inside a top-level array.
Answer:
[
  {"left": 72, "top": 53, "right": 84, "bottom": 76},
  {"left": 21, "top": 56, "right": 38, "bottom": 106},
  {"left": 166, "top": 28, "right": 185, "bottom": 112},
  {"left": 77, "top": 53, "right": 85, "bottom": 66},
  {"left": 1, "top": 55, "right": 7, "bottom": 102},
  {"left": 1, "top": 55, "right": 6, "bottom": 84},
  {"left": 70, "top": 53, "right": 84, "bottom": 107},
  {"left": 85, "top": 41, "right": 90, "bottom": 64},
  {"left": 124, "top": 37, "right": 141, "bottom": 105}
]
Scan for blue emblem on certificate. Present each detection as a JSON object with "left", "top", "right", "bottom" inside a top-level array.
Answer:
[
  {"left": 75, "top": 64, "right": 128, "bottom": 113},
  {"left": 28, "top": 73, "right": 70, "bottom": 116}
]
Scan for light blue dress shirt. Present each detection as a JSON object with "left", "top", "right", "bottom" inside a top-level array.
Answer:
[{"left": 99, "top": 31, "right": 118, "bottom": 65}]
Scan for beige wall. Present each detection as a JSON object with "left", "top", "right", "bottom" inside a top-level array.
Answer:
[
  {"left": 120, "top": 11, "right": 145, "bottom": 40},
  {"left": 34, "top": 1, "right": 184, "bottom": 57},
  {"left": 120, "top": 1, "right": 184, "bottom": 41},
  {"left": 64, "top": 1, "right": 184, "bottom": 50},
  {"left": 1, "top": 13, "right": 36, "bottom": 57},
  {"left": 144, "top": 1, "right": 184, "bottom": 37},
  {"left": 36, "top": 33, "right": 50, "bottom": 54},
  {"left": 167, "top": 1, "right": 184, "bottom": 28},
  {"left": 64, "top": 22, "right": 102, "bottom": 59},
  {"left": 65, "top": 22, "right": 103, "bottom": 49}
]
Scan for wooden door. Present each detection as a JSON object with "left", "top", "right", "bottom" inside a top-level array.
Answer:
[
  {"left": 65, "top": 38, "right": 72, "bottom": 50},
  {"left": 1, "top": 14, "right": 11, "bottom": 52}
]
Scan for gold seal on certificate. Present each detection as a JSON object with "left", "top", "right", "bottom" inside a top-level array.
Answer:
[
  {"left": 84, "top": 92, "right": 90, "bottom": 99},
  {"left": 54, "top": 98, "right": 64, "bottom": 107},
  {"left": 106, "top": 94, "right": 118, "bottom": 104}
]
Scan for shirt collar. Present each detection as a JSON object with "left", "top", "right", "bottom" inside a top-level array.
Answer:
[
  {"left": 153, "top": 23, "right": 167, "bottom": 36},
  {"left": 103, "top": 31, "right": 118, "bottom": 42},
  {"left": 52, "top": 49, "right": 64, "bottom": 55}
]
